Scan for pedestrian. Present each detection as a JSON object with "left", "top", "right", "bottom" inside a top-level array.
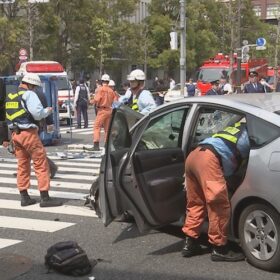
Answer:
[
  {"left": 154, "top": 79, "right": 165, "bottom": 106},
  {"left": 206, "top": 80, "right": 220, "bottom": 95},
  {"left": 243, "top": 71, "right": 265, "bottom": 93},
  {"left": 74, "top": 79, "right": 90, "bottom": 128},
  {"left": 182, "top": 119, "right": 250, "bottom": 261},
  {"left": 5, "top": 73, "right": 62, "bottom": 207},
  {"left": 169, "top": 77, "right": 176, "bottom": 90},
  {"left": 260, "top": 78, "right": 273, "bottom": 93},
  {"left": 218, "top": 76, "right": 233, "bottom": 95},
  {"left": 90, "top": 74, "right": 118, "bottom": 151},
  {"left": 186, "top": 78, "right": 196, "bottom": 97},
  {"left": 33, "top": 86, "right": 58, "bottom": 179},
  {"left": 127, "top": 69, "right": 156, "bottom": 114}
]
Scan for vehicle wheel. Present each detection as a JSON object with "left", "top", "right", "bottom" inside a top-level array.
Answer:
[{"left": 238, "top": 203, "right": 280, "bottom": 272}]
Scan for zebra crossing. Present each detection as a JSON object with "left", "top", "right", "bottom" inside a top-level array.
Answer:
[
  {"left": 0, "top": 149, "right": 102, "bottom": 251},
  {"left": 59, "top": 123, "right": 95, "bottom": 135}
]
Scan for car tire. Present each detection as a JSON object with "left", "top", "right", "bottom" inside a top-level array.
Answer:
[{"left": 238, "top": 203, "right": 280, "bottom": 272}]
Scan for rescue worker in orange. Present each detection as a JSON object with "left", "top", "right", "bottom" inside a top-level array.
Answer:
[
  {"left": 5, "top": 73, "right": 62, "bottom": 207},
  {"left": 182, "top": 120, "right": 250, "bottom": 261},
  {"left": 90, "top": 74, "right": 118, "bottom": 151}
]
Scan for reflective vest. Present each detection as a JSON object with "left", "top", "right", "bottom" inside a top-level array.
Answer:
[
  {"left": 5, "top": 90, "right": 34, "bottom": 126},
  {"left": 212, "top": 122, "right": 244, "bottom": 157},
  {"left": 131, "top": 98, "right": 139, "bottom": 111}
]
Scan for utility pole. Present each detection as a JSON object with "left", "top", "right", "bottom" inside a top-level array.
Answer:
[
  {"left": 179, "top": 0, "right": 186, "bottom": 96},
  {"left": 274, "top": 17, "right": 280, "bottom": 92},
  {"left": 229, "top": 0, "right": 234, "bottom": 84},
  {"left": 236, "top": 0, "right": 242, "bottom": 93},
  {"left": 27, "top": 3, "right": 34, "bottom": 60}
]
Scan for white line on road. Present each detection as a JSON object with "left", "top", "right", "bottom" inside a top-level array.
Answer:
[
  {"left": 0, "top": 177, "right": 92, "bottom": 190},
  {"left": 0, "top": 238, "right": 22, "bottom": 249},
  {"left": 0, "top": 187, "right": 87, "bottom": 200},
  {"left": 0, "top": 215, "right": 75, "bottom": 232},
  {"left": 0, "top": 199, "right": 97, "bottom": 217},
  {"left": 0, "top": 163, "right": 96, "bottom": 173}
]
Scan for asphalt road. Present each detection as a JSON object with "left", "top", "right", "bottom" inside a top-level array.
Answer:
[{"left": 1, "top": 107, "right": 280, "bottom": 280}]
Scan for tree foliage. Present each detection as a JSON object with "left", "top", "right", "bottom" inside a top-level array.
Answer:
[{"left": 0, "top": 0, "right": 276, "bottom": 78}]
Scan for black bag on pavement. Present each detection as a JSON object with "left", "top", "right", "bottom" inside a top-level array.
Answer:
[{"left": 45, "top": 241, "right": 92, "bottom": 276}]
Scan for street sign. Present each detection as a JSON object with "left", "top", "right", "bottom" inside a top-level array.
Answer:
[
  {"left": 256, "top": 37, "right": 266, "bottom": 47},
  {"left": 19, "top": 48, "right": 28, "bottom": 57},
  {"left": 19, "top": 55, "right": 28, "bottom": 61},
  {"left": 242, "top": 40, "right": 249, "bottom": 46},
  {"left": 0, "top": 0, "right": 15, "bottom": 3}
]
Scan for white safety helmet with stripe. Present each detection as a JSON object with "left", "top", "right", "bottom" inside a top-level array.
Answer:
[
  {"left": 127, "top": 69, "right": 146, "bottom": 81},
  {"left": 101, "top": 74, "right": 110, "bottom": 81},
  {"left": 22, "top": 73, "right": 42, "bottom": 87}
]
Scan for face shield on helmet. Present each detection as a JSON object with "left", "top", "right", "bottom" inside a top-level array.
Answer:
[{"left": 22, "top": 73, "right": 42, "bottom": 87}]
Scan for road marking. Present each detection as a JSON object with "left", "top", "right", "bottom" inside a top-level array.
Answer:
[
  {"left": 0, "top": 177, "right": 92, "bottom": 190},
  {"left": 0, "top": 199, "right": 97, "bottom": 217},
  {"left": 0, "top": 187, "right": 87, "bottom": 200},
  {"left": 0, "top": 162, "right": 95, "bottom": 173},
  {"left": 0, "top": 216, "right": 75, "bottom": 232},
  {"left": 0, "top": 238, "right": 22, "bottom": 249}
]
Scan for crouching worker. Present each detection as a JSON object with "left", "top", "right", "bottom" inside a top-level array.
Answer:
[
  {"left": 5, "top": 73, "right": 62, "bottom": 207},
  {"left": 182, "top": 120, "right": 250, "bottom": 261}
]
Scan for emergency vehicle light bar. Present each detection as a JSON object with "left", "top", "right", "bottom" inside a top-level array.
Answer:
[{"left": 26, "top": 63, "right": 64, "bottom": 73}]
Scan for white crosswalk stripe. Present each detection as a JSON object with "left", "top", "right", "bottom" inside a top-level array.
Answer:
[{"left": 0, "top": 153, "right": 101, "bottom": 250}]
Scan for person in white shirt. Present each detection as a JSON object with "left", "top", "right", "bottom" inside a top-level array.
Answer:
[{"left": 169, "top": 78, "right": 176, "bottom": 90}]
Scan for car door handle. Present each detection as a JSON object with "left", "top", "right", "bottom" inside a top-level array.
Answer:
[{"left": 171, "top": 155, "right": 177, "bottom": 162}]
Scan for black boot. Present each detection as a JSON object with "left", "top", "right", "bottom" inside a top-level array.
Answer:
[
  {"left": 182, "top": 236, "right": 202, "bottom": 257},
  {"left": 20, "top": 190, "right": 36, "bottom": 207},
  {"left": 40, "top": 191, "right": 63, "bottom": 207},
  {"left": 211, "top": 244, "right": 245, "bottom": 262}
]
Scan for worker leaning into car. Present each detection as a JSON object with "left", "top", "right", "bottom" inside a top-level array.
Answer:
[
  {"left": 5, "top": 73, "right": 62, "bottom": 207},
  {"left": 182, "top": 120, "right": 250, "bottom": 262},
  {"left": 124, "top": 69, "right": 156, "bottom": 114},
  {"left": 90, "top": 74, "right": 118, "bottom": 151}
]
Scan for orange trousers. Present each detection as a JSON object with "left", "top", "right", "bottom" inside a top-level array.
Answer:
[
  {"left": 12, "top": 128, "right": 50, "bottom": 192},
  {"left": 182, "top": 147, "right": 231, "bottom": 246},
  {"left": 93, "top": 109, "right": 112, "bottom": 143}
]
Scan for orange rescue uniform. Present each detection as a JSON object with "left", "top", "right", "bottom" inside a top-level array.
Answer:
[
  {"left": 92, "top": 84, "right": 118, "bottom": 143},
  {"left": 12, "top": 128, "right": 50, "bottom": 192},
  {"left": 182, "top": 147, "right": 230, "bottom": 246}
]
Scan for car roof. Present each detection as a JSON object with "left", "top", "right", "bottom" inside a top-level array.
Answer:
[{"left": 169, "top": 93, "right": 280, "bottom": 113}]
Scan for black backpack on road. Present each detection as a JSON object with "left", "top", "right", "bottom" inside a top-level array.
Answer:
[{"left": 45, "top": 241, "right": 92, "bottom": 276}]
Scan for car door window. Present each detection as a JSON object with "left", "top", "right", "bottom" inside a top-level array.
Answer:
[
  {"left": 247, "top": 115, "right": 280, "bottom": 148},
  {"left": 137, "top": 109, "right": 187, "bottom": 150},
  {"left": 193, "top": 107, "right": 245, "bottom": 145}
]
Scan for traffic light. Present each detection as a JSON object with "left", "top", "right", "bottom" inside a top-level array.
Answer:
[
  {"left": 170, "top": 31, "right": 178, "bottom": 50},
  {"left": 0, "top": 0, "right": 15, "bottom": 3}
]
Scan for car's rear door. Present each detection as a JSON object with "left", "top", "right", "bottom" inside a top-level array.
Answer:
[
  {"left": 99, "top": 105, "right": 143, "bottom": 226},
  {"left": 116, "top": 105, "right": 190, "bottom": 232}
]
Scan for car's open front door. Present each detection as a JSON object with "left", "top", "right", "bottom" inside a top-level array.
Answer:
[{"left": 99, "top": 105, "right": 143, "bottom": 226}]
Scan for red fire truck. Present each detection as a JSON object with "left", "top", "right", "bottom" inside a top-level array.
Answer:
[{"left": 196, "top": 53, "right": 268, "bottom": 95}]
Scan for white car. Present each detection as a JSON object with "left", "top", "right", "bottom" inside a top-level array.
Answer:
[{"left": 164, "top": 83, "right": 186, "bottom": 103}]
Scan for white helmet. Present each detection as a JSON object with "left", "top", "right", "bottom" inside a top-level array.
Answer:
[
  {"left": 101, "top": 74, "right": 110, "bottom": 81},
  {"left": 22, "top": 73, "right": 41, "bottom": 86},
  {"left": 108, "top": 79, "right": 115, "bottom": 86},
  {"left": 127, "top": 69, "right": 146, "bottom": 81}
]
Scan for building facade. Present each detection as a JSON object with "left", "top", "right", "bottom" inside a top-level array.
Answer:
[{"left": 252, "top": 0, "right": 280, "bottom": 22}]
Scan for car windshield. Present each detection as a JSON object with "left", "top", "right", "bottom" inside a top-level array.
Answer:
[
  {"left": 198, "top": 68, "right": 229, "bottom": 82},
  {"left": 56, "top": 77, "right": 71, "bottom": 90}
]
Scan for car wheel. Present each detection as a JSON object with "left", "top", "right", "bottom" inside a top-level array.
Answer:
[{"left": 238, "top": 203, "right": 280, "bottom": 272}]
